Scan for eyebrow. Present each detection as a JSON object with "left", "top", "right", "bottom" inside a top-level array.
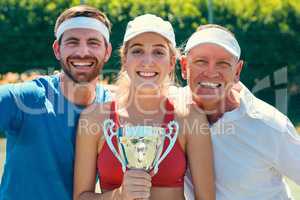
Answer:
[
  {"left": 153, "top": 44, "right": 168, "bottom": 48},
  {"left": 129, "top": 43, "right": 168, "bottom": 49},
  {"left": 63, "top": 37, "right": 79, "bottom": 43},
  {"left": 63, "top": 37, "right": 102, "bottom": 43},
  {"left": 88, "top": 37, "right": 102, "bottom": 43},
  {"left": 129, "top": 43, "right": 142, "bottom": 48},
  {"left": 193, "top": 58, "right": 208, "bottom": 62}
]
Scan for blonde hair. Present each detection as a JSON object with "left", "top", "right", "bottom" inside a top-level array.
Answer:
[{"left": 115, "top": 38, "right": 180, "bottom": 108}]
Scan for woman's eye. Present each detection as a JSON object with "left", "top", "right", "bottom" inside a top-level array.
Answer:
[
  {"left": 154, "top": 50, "right": 165, "bottom": 56},
  {"left": 131, "top": 49, "right": 143, "bottom": 54}
]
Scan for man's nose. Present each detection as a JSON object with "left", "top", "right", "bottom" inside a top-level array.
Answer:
[
  {"left": 202, "top": 63, "right": 219, "bottom": 78},
  {"left": 75, "top": 43, "right": 90, "bottom": 57}
]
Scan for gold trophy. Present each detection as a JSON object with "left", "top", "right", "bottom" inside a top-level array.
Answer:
[{"left": 103, "top": 119, "right": 179, "bottom": 174}]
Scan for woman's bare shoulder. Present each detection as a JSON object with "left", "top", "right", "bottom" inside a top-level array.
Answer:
[
  {"left": 77, "top": 102, "right": 112, "bottom": 137},
  {"left": 81, "top": 102, "right": 112, "bottom": 121}
]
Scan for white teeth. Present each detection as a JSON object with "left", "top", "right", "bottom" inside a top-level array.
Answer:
[
  {"left": 72, "top": 62, "right": 93, "bottom": 67},
  {"left": 76, "top": 62, "right": 92, "bottom": 66},
  {"left": 138, "top": 71, "right": 157, "bottom": 77},
  {"left": 198, "top": 82, "right": 221, "bottom": 88}
]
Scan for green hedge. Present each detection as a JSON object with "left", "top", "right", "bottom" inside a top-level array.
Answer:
[
  {"left": 1, "top": 0, "right": 300, "bottom": 122},
  {"left": 1, "top": 0, "right": 299, "bottom": 76}
]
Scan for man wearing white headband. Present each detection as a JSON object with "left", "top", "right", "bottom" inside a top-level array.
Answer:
[
  {"left": 181, "top": 24, "right": 300, "bottom": 200},
  {"left": 0, "top": 5, "right": 112, "bottom": 200}
]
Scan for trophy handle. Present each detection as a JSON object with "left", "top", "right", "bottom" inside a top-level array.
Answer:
[
  {"left": 153, "top": 120, "right": 179, "bottom": 174},
  {"left": 102, "top": 119, "right": 126, "bottom": 172}
]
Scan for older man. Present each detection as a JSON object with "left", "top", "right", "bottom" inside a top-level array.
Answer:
[
  {"left": 182, "top": 24, "right": 300, "bottom": 200},
  {"left": 0, "top": 5, "right": 112, "bottom": 200}
]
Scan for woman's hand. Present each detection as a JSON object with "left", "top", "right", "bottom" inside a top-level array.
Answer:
[{"left": 119, "top": 169, "right": 152, "bottom": 200}]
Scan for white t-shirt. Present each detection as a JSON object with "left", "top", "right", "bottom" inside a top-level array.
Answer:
[{"left": 183, "top": 83, "right": 300, "bottom": 200}]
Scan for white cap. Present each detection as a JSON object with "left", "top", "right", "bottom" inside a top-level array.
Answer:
[
  {"left": 184, "top": 27, "right": 241, "bottom": 59},
  {"left": 123, "top": 14, "right": 176, "bottom": 47},
  {"left": 55, "top": 17, "right": 110, "bottom": 43}
]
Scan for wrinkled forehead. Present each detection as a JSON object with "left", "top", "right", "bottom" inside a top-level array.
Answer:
[{"left": 187, "top": 43, "right": 237, "bottom": 61}]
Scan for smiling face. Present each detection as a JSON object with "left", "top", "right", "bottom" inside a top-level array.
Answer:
[
  {"left": 123, "top": 32, "right": 175, "bottom": 91},
  {"left": 182, "top": 43, "right": 243, "bottom": 107},
  {"left": 53, "top": 28, "right": 111, "bottom": 83}
]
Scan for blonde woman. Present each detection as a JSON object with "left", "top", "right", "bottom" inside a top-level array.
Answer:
[{"left": 73, "top": 14, "right": 215, "bottom": 200}]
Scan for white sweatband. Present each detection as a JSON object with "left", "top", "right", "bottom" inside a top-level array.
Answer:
[
  {"left": 184, "top": 27, "right": 241, "bottom": 59},
  {"left": 55, "top": 17, "right": 110, "bottom": 43}
]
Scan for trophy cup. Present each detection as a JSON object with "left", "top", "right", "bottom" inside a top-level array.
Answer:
[{"left": 103, "top": 119, "right": 179, "bottom": 175}]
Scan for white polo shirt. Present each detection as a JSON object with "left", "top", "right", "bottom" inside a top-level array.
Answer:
[{"left": 184, "top": 83, "right": 300, "bottom": 200}]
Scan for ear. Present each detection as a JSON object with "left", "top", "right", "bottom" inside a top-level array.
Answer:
[
  {"left": 52, "top": 40, "right": 61, "bottom": 60},
  {"left": 168, "top": 55, "right": 176, "bottom": 74},
  {"left": 104, "top": 42, "right": 112, "bottom": 63},
  {"left": 121, "top": 52, "right": 128, "bottom": 71},
  {"left": 180, "top": 55, "right": 188, "bottom": 80},
  {"left": 234, "top": 60, "right": 244, "bottom": 83}
]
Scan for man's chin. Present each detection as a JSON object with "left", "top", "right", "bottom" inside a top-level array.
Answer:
[
  {"left": 67, "top": 73, "right": 98, "bottom": 84},
  {"left": 75, "top": 76, "right": 98, "bottom": 84},
  {"left": 193, "top": 94, "right": 223, "bottom": 106}
]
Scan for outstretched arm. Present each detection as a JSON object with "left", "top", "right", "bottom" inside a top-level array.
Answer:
[
  {"left": 0, "top": 84, "right": 23, "bottom": 134},
  {"left": 184, "top": 105, "right": 215, "bottom": 200}
]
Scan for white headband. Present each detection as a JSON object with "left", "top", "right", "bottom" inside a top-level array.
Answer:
[
  {"left": 55, "top": 17, "right": 110, "bottom": 43},
  {"left": 184, "top": 27, "right": 241, "bottom": 59}
]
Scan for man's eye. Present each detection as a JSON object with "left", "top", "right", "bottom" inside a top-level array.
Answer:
[
  {"left": 89, "top": 42, "right": 100, "bottom": 47},
  {"left": 215, "top": 61, "right": 232, "bottom": 69},
  {"left": 217, "top": 64, "right": 230, "bottom": 68},
  {"left": 194, "top": 60, "right": 207, "bottom": 65},
  {"left": 66, "top": 41, "right": 77, "bottom": 45}
]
